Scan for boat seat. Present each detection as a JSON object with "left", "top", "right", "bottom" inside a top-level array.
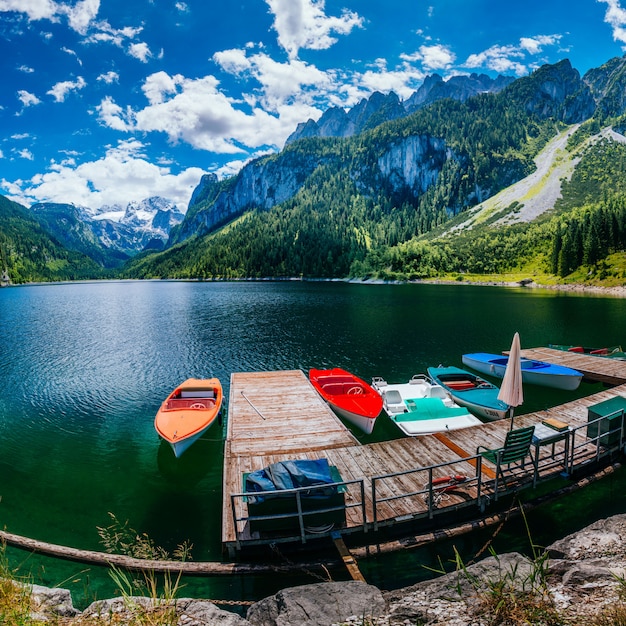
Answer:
[
  {"left": 384, "top": 390, "right": 403, "bottom": 405},
  {"left": 383, "top": 390, "right": 406, "bottom": 413},
  {"left": 446, "top": 381, "right": 475, "bottom": 391},
  {"left": 430, "top": 385, "right": 447, "bottom": 399},
  {"left": 322, "top": 382, "right": 364, "bottom": 395},
  {"left": 321, "top": 383, "right": 344, "bottom": 395},
  {"left": 166, "top": 398, "right": 215, "bottom": 410},
  {"left": 181, "top": 389, "right": 215, "bottom": 398}
]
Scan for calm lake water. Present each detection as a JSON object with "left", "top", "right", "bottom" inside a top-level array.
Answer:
[{"left": 1, "top": 279, "right": 625, "bottom": 608}]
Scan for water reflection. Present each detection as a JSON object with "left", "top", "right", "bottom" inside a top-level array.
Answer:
[{"left": 1, "top": 280, "right": 625, "bottom": 602}]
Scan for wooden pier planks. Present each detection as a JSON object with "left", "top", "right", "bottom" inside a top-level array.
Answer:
[
  {"left": 223, "top": 366, "right": 626, "bottom": 550},
  {"left": 226, "top": 370, "right": 359, "bottom": 456},
  {"left": 519, "top": 347, "right": 626, "bottom": 386},
  {"left": 222, "top": 370, "right": 360, "bottom": 545}
]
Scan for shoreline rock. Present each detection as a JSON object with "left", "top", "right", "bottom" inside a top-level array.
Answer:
[{"left": 27, "top": 513, "right": 626, "bottom": 625}]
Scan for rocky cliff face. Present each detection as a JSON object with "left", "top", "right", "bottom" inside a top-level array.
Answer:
[
  {"left": 376, "top": 135, "right": 456, "bottom": 196},
  {"left": 504, "top": 59, "right": 596, "bottom": 123},
  {"left": 175, "top": 136, "right": 458, "bottom": 242},
  {"left": 584, "top": 55, "right": 626, "bottom": 120},
  {"left": 172, "top": 151, "right": 326, "bottom": 243},
  {"left": 178, "top": 57, "right": 625, "bottom": 248}
]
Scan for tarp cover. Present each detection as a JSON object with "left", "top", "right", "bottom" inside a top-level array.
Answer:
[{"left": 245, "top": 458, "right": 335, "bottom": 497}]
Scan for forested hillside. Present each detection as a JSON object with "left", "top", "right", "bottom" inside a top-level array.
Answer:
[
  {"left": 356, "top": 134, "right": 626, "bottom": 284},
  {"left": 6, "top": 56, "right": 626, "bottom": 287},
  {"left": 0, "top": 195, "right": 105, "bottom": 283},
  {"left": 121, "top": 58, "right": 626, "bottom": 286},
  {"left": 122, "top": 82, "right": 562, "bottom": 280}
]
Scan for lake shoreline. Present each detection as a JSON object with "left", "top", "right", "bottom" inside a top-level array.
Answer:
[
  {"left": 406, "top": 277, "right": 626, "bottom": 297},
  {"left": 6, "top": 275, "right": 626, "bottom": 297}
]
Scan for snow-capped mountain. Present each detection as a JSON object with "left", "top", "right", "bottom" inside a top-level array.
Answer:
[{"left": 29, "top": 196, "right": 185, "bottom": 268}]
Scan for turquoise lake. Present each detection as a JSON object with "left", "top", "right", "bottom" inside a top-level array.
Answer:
[{"left": 1, "top": 279, "right": 625, "bottom": 609}]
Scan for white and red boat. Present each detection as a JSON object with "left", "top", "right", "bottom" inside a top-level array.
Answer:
[{"left": 309, "top": 368, "right": 383, "bottom": 434}]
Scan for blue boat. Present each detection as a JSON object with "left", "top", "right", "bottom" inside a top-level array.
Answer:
[
  {"left": 427, "top": 365, "right": 509, "bottom": 422},
  {"left": 462, "top": 352, "right": 583, "bottom": 391}
]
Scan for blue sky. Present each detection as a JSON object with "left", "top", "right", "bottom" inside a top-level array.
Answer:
[{"left": 1, "top": 0, "right": 626, "bottom": 213}]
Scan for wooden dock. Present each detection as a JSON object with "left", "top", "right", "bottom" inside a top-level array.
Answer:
[
  {"left": 519, "top": 347, "right": 626, "bottom": 385},
  {"left": 222, "top": 354, "right": 626, "bottom": 555},
  {"left": 222, "top": 370, "right": 359, "bottom": 546}
]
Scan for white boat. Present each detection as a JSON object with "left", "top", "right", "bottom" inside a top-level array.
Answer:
[
  {"left": 462, "top": 353, "right": 583, "bottom": 391},
  {"left": 371, "top": 374, "right": 483, "bottom": 436}
]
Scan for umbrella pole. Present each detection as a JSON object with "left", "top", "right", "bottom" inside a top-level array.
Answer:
[{"left": 508, "top": 406, "right": 515, "bottom": 431}]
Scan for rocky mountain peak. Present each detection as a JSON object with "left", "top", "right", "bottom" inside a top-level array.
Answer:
[
  {"left": 405, "top": 72, "right": 514, "bottom": 112},
  {"left": 506, "top": 59, "right": 595, "bottom": 123},
  {"left": 286, "top": 73, "right": 514, "bottom": 145},
  {"left": 122, "top": 196, "right": 183, "bottom": 231},
  {"left": 583, "top": 54, "right": 626, "bottom": 119},
  {"left": 27, "top": 196, "right": 184, "bottom": 267}
]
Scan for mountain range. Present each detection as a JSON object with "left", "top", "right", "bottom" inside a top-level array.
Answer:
[
  {"left": 4, "top": 54, "right": 626, "bottom": 284},
  {"left": 29, "top": 197, "right": 185, "bottom": 268}
]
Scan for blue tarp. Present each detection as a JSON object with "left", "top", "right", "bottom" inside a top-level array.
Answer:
[{"left": 245, "top": 458, "right": 336, "bottom": 499}]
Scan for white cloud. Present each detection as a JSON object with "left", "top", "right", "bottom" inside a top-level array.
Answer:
[
  {"left": 3, "top": 140, "right": 204, "bottom": 211},
  {"left": 402, "top": 44, "right": 456, "bottom": 71},
  {"left": 212, "top": 48, "right": 252, "bottom": 75},
  {"left": 0, "top": 0, "right": 60, "bottom": 22},
  {"left": 18, "top": 148, "right": 34, "bottom": 160},
  {"left": 96, "top": 96, "right": 133, "bottom": 131},
  {"left": 0, "top": 0, "right": 150, "bottom": 59},
  {"left": 129, "top": 41, "right": 152, "bottom": 63},
  {"left": 464, "top": 35, "right": 563, "bottom": 76},
  {"left": 0, "top": 0, "right": 100, "bottom": 33},
  {"left": 175, "top": 2, "right": 189, "bottom": 12},
  {"left": 47, "top": 76, "right": 87, "bottom": 102},
  {"left": 265, "top": 0, "right": 363, "bottom": 59},
  {"left": 98, "top": 71, "right": 293, "bottom": 153},
  {"left": 61, "top": 46, "right": 82, "bottom": 65},
  {"left": 141, "top": 71, "right": 182, "bottom": 105},
  {"left": 519, "top": 35, "right": 562, "bottom": 54},
  {"left": 84, "top": 21, "right": 143, "bottom": 47},
  {"left": 216, "top": 49, "right": 334, "bottom": 110},
  {"left": 97, "top": 71, "right": 119, "bottom": 84},
  {"left": 17, "top": 90, "right": 41, "bottom": 107},
  {"left": 344, "top": 58, "right": 425, "bottom": 101},
  {"left": 466, "top": 45, "right": 530, "bottom": 76},
  {"left": 63, "top": 0, "right": 99, "bottom": 35},
  {"left": 18, "top": 65, "right": 35, "bottom": 73},
  {"left": 599, "top": 0, "right": 626, "bottom": 45}
]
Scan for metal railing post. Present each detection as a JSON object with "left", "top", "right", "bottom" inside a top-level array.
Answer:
[
  {"left": 295, "top": 491, "right": 306, "bottom": 544},
  {"left": 426, "top": 466, "right": 435, "bottom": 519},
  {"left": 231, "top": 494, "right": 241, "bottom": 551},
  {"left": 371, "top": 477, "right": 378, "bottom": 532},
  {"left": 360, "top": 480, "right": 367, "bottom": 532}
]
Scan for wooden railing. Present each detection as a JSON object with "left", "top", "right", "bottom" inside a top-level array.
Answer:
[{"left": 228, "top": 413, "right": 626, "bottom": 549}]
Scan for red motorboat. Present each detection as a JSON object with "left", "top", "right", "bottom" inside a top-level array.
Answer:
[{"left": 309, "top": 368, "right": 383, "bottom": 434}]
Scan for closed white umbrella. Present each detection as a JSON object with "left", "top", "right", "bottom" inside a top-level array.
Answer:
[{"left": 498, "top": 332, "right": 524, "bottom": 429}]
